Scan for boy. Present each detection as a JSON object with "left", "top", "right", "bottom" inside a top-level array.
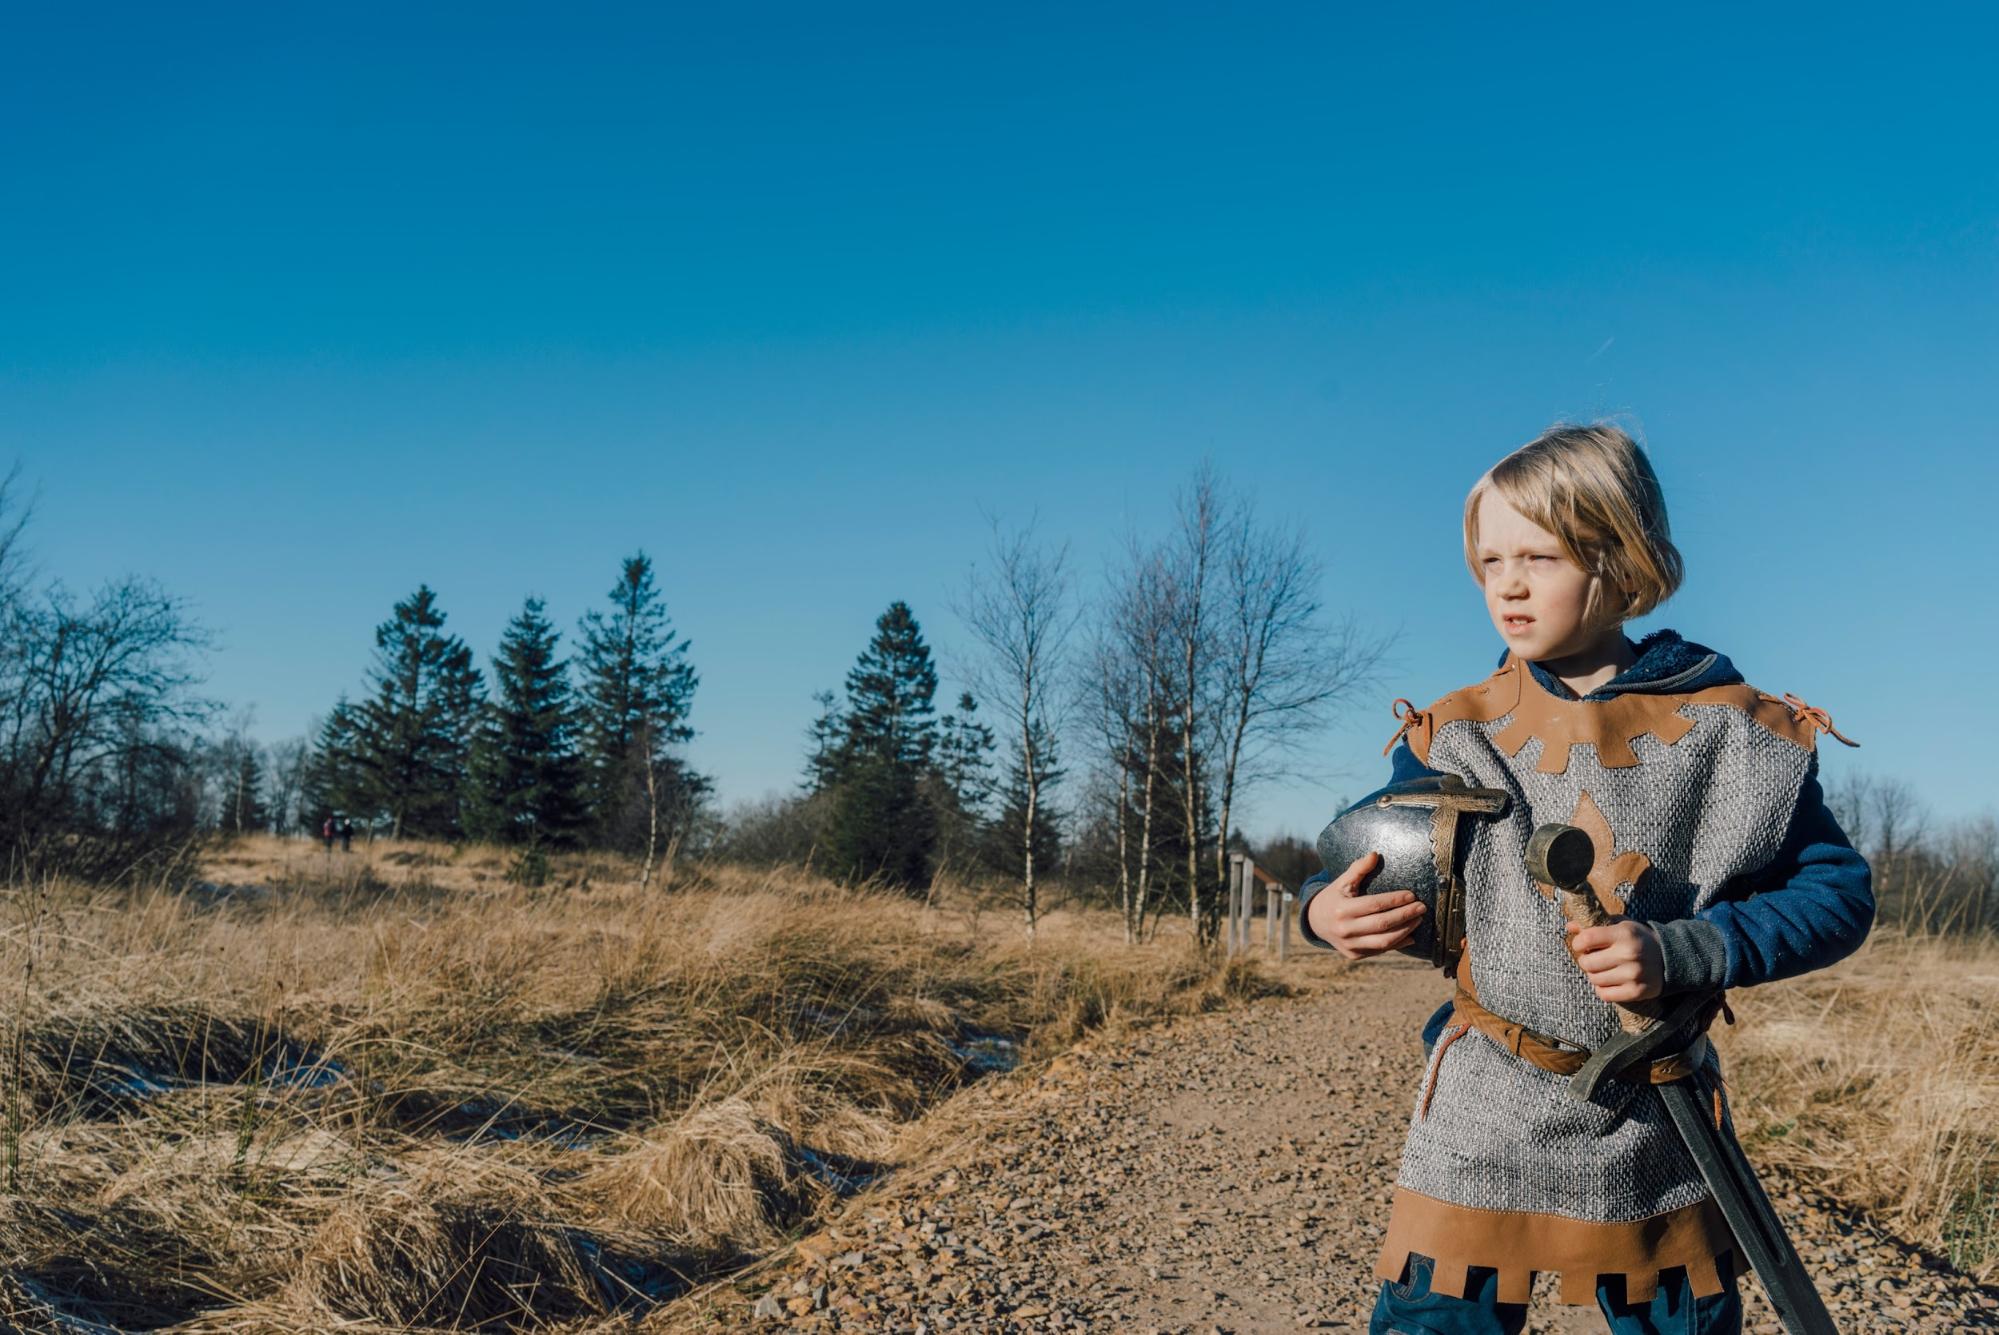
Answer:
[{"left": 1296, "top": 424, "right": 1871, "bottom": 1334}]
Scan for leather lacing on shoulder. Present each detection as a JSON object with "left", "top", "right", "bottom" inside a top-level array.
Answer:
[
  {"left": 1382, "top": 698, "right": 1430, "bottom": 757},
  {"left": 1761, "top": 692, "right": 1861, "bottom": 748}
]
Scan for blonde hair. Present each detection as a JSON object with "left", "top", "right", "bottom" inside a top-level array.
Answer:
[{"left": 1463, "top": 423, "right": 1684, "bottom": 627}]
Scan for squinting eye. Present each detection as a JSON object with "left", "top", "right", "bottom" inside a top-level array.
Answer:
[{"left": 1529, "top": 554, "right": 1556, "bottom": 563}]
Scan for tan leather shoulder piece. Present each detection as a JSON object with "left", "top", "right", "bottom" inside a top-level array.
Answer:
[
  {"left": 1671, "top": 684, "right": 1860, "bottom": 753},
  {"left": 1384, "top": 658, "right": 1856, "bottom": 772},
  {"left": 1382, "top": 659, "right": 1524, "bottom": 766},
  {"left": 1682, "top": 684, "right": 1812, "bottom": 750},
  {"left": 1735, "top": 687, "right": 1860, "bottom": 751},
  {"left": 1375, "top": 1187, "right": 1735, "bottom": 1306},
  {"left": 1493, "top": 658, "right": 1698, "bottom": 773}
]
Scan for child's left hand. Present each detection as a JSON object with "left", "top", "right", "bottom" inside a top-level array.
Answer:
[{"left": 1564, "top": 919, "right": 1666, "bottom": 1003}]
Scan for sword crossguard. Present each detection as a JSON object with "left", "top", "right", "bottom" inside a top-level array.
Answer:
[{"left": 1567, "top": 989, "right": 1721, "bottom": 1102}]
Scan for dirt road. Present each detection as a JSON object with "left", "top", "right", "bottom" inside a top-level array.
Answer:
[{"left": 661, "top": 954, "right": 1998, "bottom": 1333}]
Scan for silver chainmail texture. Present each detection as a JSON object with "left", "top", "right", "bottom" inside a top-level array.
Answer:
[{"left": 1394, "top": 700, "right": 1813, "bottom": 1222}]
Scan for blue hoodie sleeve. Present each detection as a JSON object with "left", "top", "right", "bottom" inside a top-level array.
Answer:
[
  {"left": 1295, "top": 742, "right": 1442, "bottom": 950},
  {"left": 1649, "top": 760, "right": 1875, "bottom": 992}
]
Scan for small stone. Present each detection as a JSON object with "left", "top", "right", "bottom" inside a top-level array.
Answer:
[{"left": 752, "top": 1293, "right": 784, "bottom": 1321}]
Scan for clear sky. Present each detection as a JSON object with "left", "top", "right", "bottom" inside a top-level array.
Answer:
[{"left": 4, "top": 4, "right": 1994, "bottom": 840}]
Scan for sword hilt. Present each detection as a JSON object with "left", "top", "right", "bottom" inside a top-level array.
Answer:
[{"left": 1526, "top": 822, "right": 1657, "bottom": 1035}]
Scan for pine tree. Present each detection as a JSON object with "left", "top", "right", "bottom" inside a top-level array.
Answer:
[
  {"left": 803, "top": 690, "right": 845, "bottom": 793},
  {"left": 466, "top": 597, "right": 587, "bottom": 846},
  {"left": 935, "top": 692, "right": 997, "bottom": 815},
  {"left": 985, "top": 715, "right": 1063, "bottom": 879},
  {"left": 575, "top": 553, "right": 709, "bottom": 856},
  {"left": 824, "top": 752, "right": 932, "bottom": 888},
  {"left": 842, "top": 601, "right": 937, "bottom": 769},
  {"left": 356, "top": 585, "right": 485, "bottom": 840},
  {"left": 929, "top": 691, "right": 997, "bottom": 874},
  {"left": 818, "top": 601, "right": 941, "bottom": 890},
  {"left": 226, "top": 743, "right": 268, "bottom": 835},
  {"left": 301, "top": 698, "right": 370, "bottom": 829}
]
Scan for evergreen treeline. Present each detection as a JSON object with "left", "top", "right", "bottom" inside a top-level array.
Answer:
[
  {"left": 3, "top": 454, "right": 1413, "bottom": 944},
  {"left": 797, "top": 602, "right": 1012, "bottom": 890},
  {"left": 302, "top": 553, "right": 709, "bottom": 857},
  {"left": 721, "top": 599, "right": 1066, "bottom": 898}
]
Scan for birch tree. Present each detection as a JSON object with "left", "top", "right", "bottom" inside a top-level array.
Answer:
[
  {"left": 1094, "top": 536, "right": 1175, "bottom": 944},
  {"left": 1208, "top": 514, "right": 1388, "bottom": 899},
  {"left": 958, "top": 519, "right": 1078, "bottom": 939},
  {"left": 1165, "top": 466, "right": 1225, "bottom": 947}
]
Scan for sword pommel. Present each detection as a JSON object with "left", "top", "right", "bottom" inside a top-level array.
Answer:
[{"left": 1525, "top": 823, "right": 1593, "bottom": 891}]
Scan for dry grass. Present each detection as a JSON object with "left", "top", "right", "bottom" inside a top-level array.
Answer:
[
  {"left": 1715, "top": 927, "right": 1999, "bottom": 1279},
  {"left": 0, "top": 835, "right": 1286, "bottom": 1332}
]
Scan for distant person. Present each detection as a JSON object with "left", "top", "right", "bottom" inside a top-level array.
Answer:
[
  {"left": 321, "top": 816, "right": 335, "bottom": 852},
  {"left": 339, "top": 816, "right": 353, "bottom": 852}
]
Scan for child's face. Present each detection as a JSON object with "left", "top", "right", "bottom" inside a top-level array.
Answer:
[{"left": 1474, "top": 491, "right": 1612, "bottom": 662}]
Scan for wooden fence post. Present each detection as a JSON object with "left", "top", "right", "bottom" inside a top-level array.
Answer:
[
  {"left": 1242, "top": 855, "right": 1258, "bottom": 956},
  {"left": 1227, "top": 853, "right": 1242, "bottom": 957}
]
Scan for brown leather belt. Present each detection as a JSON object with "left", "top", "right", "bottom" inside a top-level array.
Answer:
[{"left": 1449, "top": 984, "right": 1712, "bottom": 1084}]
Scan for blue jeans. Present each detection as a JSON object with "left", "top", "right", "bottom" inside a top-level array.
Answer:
[{"left": 1370, "top": 1253, "right": 1741, "bottom": 1335}]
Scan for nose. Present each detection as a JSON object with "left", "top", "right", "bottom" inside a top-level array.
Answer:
[{"left": 1491, "top": 559, "right": 1529, "bottom": 598}]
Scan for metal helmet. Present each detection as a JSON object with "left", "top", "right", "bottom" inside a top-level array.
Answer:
[{"left": 1315, "top": 774, "right": 1511, "bottom": 971}]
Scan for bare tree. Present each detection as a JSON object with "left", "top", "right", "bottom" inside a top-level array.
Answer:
[
  {"left": 1821, "top": 771, "right": 1999, "bottom": 935},
  {"left": 0, "top": 468, "right": 38, "bottom": 808},
  {"left": 1165, "top": 465, "right": 1225, "bottom": 948},
  {"left": 267, "top": 735, "right": 309, "bottom": 834},
  {"left": 1085, "top": 628, "right": 1140, "bottom": 941},
  {"left": 0, "top": 464, "right": 32, "bottom": 613},
  {"left": 0, "top": 567, "right": 212, "bottom": 879},
  {"left": 1868, "top": 777, "right": 1928, "bottom": 874},
  {"left": 1945, "top": 814, "right": 1999, "bottom": 935},
  {"left": 1826, "top": 771, "right": 1935, "bottom": 928},
  {"left": 958, "top": 518, "right": 1078, "bottom": 940},
  {"left": 2, "top": 577, "right": 211, "bottom": 837},
  {"left": 207, "top": 708, "right": 266, "bottom": 836},
  {"left": 635, "top": 717, "right": 687, "bottom": 891},
  {"left": 1094, "top": 535, "right": 1178, "bottom": 944},
  {"left": 1208, "top": 513, "right": 1390, "bottom": 897},
  {"left": 1823, "top": 771, "right": 1872, "bottom": 851}
]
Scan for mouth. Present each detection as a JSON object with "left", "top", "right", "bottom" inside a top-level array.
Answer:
[{"left": 1501, "top": 615, "right": 1535, "bottom": 634}]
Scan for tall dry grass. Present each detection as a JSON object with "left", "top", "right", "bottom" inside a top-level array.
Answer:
[
  {"left": 0, "top": 834, "right": 1285, "bottom": 1331},
  {"left": 1715, "top": 927, "right": 1999, "bottom": 1279}
]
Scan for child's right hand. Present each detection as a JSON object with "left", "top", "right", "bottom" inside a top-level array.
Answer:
[{"left": 1308, "top": 851, "right": 1427, "bottom": 960}]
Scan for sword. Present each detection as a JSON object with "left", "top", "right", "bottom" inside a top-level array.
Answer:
[{"left": 1526, "top": 823, "right": 1839, "bottom": 1335}]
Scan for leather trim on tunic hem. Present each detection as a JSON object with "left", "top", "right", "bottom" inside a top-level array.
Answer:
[{"left": 1374, "top": 1187, "right": 1736, "bottom": 1306}]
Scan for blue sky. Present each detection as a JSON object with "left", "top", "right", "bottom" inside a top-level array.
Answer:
[{"left": 3, "top": 4, "right": 1994, "bottom": 839}]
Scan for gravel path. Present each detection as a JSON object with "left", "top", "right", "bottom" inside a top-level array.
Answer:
[{"left": 658, "top": 955, "right": 1999, "bottom": 1333}]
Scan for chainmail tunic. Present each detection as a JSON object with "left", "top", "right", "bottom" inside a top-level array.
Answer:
[{"left": 1374, "top": 655, "right": 1820, "bottom": 1304}]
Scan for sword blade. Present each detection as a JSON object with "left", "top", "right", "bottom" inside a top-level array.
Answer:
[{"left": 1656, "top": 1080, "right": 1839, "bottom": 1335}]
